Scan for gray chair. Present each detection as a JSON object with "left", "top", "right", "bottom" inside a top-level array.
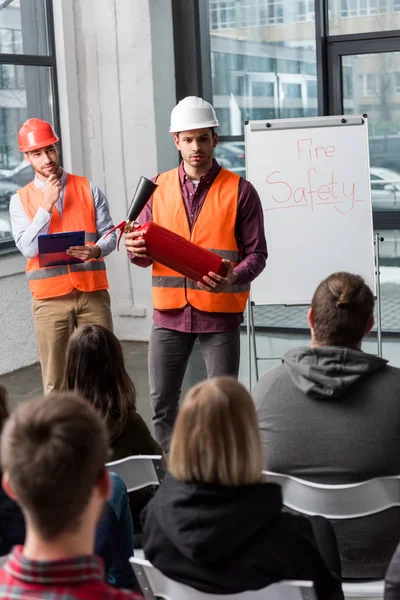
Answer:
[
  {"left": 106, "top": 454, "right": 165, "bottom": 492},
  {"left": 106, "top": 455, "right": 165, "bottom": 556},
  {"left": 265, "top": 471, "right": 400, "bottom": 598},
  {"left": 130, "top": 557, "right": 317, "bottom": 600}
]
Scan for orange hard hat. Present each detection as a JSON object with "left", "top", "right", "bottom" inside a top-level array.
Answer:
[{"left": 18, "top": 118, "right": 59, "bottom": 152}]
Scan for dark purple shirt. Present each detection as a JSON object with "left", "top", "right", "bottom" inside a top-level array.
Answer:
[{"left": 130, "top": 160, "right": 267, "bottom": 333}]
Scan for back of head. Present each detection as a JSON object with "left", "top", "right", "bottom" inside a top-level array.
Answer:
[
  {"left": 311, "top": 272, "right": 374, "bottom": 347},
  {"left": 62, "top": 324, "right": 136, "bottom": 421},
  {"left": 170, "top": 377, "right": 264, "bottom": 486},
  {"left": 0, "top": 392, "right": 108, "bottom": 539}
]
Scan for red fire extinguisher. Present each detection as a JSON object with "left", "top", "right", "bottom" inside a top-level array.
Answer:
[{"left": 107, "top": 177, "right": 228, "bottom": 282}]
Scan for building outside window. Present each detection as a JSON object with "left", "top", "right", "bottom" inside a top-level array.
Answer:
[
  {"left": 359, "top": 73, "right": 380, "bottom": 96},
  {"left": 393, "top": 72, "right": 400, "bottom": 93},
  {"left": 0, "top": 0, "right": 58, "bottom": 254},
  {"left": 340, "top": 0, "right": 387, "bottom": 18},
  {"left": 328, "top": 0, "right": 400, "bottom": 33}
]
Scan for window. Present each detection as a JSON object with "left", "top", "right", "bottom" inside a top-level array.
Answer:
[
  {"left": 340, "top": 0, "right": 386, "bottom": 17},
  {"left": 359, "top": 73, "right": 380, "bottom": 95},
  {"left": 329, "top": 0, "right": 399, "bottom": 33},
  {"left": 209, "top": 1, "right": 317, "bottom": 137},
  {"left": 252, "top": 81, "right": 274, "bottom": 96},
  {"left": 0, "top": 0, "right": 58, "bottom": 254},
  {"left": 282, "top": 82, "right": 302, "bottom": 98},
  {"left": 210, "top": 0, "right": 314, "bottom": 28},
  {"left": 210, "top": 1, "right": 237, "bottom": 29},
  {"left": 306, "top": 79, "right": 318, "bottom": 98},
  {"left": 343, "top": 66, "right": 354, "bottom": 99},
  {"left": 393, "top": 72, "right": 400, "bottom": 93}
]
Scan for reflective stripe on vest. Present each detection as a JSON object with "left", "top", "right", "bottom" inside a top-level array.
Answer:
[
  {"left": 151, "top": 167, "right": 250, "bottom": 313},
  {"left": 17, "top": 174, "right": 109, "bottom": 300}
]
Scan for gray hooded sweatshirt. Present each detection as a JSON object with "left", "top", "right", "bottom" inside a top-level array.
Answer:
[{"left": 253, "top": 346, "right": 400, "bottom": 579}]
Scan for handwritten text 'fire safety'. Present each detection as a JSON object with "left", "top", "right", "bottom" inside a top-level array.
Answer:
[{"left": 265, "top": 138, "right": 363, "bottom": 214}]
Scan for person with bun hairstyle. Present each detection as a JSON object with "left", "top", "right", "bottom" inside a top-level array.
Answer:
[
  {"left": 141, "top": 377, "right": 343, "bottom": 599},
  {"left": 253, "top": 271, "right": 400, "bottom": 580}
]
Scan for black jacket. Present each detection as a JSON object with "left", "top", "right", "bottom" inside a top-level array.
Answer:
[
  {"left": 0, "top": 485, "right": 25, "bottom": 555},
  {"left": 141, "top": 474, "right": 342, "bottom": 599}
]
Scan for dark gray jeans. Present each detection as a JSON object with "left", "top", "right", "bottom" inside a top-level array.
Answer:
[{"left": 148, "top": 325, "right": 240, "bottom": 453}]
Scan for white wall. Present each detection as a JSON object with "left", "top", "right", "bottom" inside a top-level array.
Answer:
[{"left": 0, "top": 0, "right": 177, "bottom": 375}]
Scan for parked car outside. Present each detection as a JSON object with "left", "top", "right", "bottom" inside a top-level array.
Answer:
[
  {"left": 370, "top": 166, "right": 400, "bottom": 210},
  {"left": 215, "top": 143, "right": 246, "bottom": 176},
  {"left": 0, "top": 160, "right": 32, "bottom": 211},
  {"left": 0, "top": 216, "right": 12, "bottom": 241}
]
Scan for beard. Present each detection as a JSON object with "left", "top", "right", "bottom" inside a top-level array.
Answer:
[{"left": 38, "top": 164, "right": 59, "bottom": 178}]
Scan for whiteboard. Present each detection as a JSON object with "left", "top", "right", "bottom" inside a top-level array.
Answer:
[{"left": 245, "top": 115, "right": 376, "bottom": 305}]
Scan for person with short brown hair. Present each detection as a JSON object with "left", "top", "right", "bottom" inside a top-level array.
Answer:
[
  {"left": 141, "top": 377, "right": 342, "bottom": 599},
  {"left": 254, "top": 271, "right": 400, "bottom": 580},
  {"left": 0, "top": 392, "right": 140, "bottom": 599}
]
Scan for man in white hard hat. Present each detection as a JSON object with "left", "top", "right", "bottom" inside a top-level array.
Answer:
[{"left": 125, "top": 96, "right": 267, "bottom": 453}]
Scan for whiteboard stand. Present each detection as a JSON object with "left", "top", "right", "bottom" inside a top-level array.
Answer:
[
  {"left": 375, "top": 233, "right": 384, "bottom": 359},
  {"left": 247, "top": 237, "right": 384, "bottom": 389}
]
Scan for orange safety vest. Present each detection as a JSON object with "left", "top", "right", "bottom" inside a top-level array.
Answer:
[
  {"left": 18, "top": 173, "right": 109, "bottom": 300},
  {"left": 152, "top": 167, "right": 250, "bottom": 313}
]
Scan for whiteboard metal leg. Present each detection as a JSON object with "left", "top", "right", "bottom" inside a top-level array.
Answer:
[
  {"left": 247, "top": 298, "right": 252, "bottom": 390},
  {"left": 375, "top": 233, "right": 383, "bottom": 358},
  {"left": 250, "top": 301, "right": 259, "bottom": 383}
]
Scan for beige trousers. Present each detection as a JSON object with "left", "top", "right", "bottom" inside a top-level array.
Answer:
[{"left": 32, "top": 289, "right": 113, "bottom": 394}]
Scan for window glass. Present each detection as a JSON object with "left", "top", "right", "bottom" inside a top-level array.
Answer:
[
  {"left": 0, "top": 1, "right": 56, "bottom": 253},
  {"left": 209, "top": 0, "right": 317, "bottom": 141},
  {"left": 328, "top": 0, "right": 400, "bottom": 35},
  {"left": 0, "top": 1, "right": 50, "bottom": 56},
  {"left": 0, "top": 65, "right": 54, "bottom": 247}
]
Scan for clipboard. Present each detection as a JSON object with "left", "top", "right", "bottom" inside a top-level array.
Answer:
[{"left": 38, "top": 231, "right": 85, "bottom": 268}]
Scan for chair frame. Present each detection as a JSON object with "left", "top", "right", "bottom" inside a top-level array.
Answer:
[
  {"left": 264, "top": 471, "right": 390, "bottom": 598},
  {"left": 130, "top": 557, "right": 317, "bottom": 600},
  {"left": 106, "top": 454, "right": 165, "bottom": 492}
]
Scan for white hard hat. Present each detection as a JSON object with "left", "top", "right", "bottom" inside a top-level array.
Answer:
[{"left": 169, "top": 96, "right": 219, "bottom": 133}]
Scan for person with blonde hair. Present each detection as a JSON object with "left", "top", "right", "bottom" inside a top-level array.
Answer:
[
  {"left": 141, "top": 377, "right": 342, "bottom": 599},
  {"left": 253, "top": 271, "right": 400, "bottom": 580}
]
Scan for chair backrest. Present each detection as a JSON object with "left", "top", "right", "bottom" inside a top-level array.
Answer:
[
  {"left": 106, "top": 455, "right": 164, "bottom": 492},
  {"left": 130, "top": 557, "right": 317, "bottom": 600},
  {"left": 264, "top": 471, "right": 400, "bottom": 519}
]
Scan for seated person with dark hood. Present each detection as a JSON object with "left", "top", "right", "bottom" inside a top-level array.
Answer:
[
  {"left": 141, "top": 377, "right": 343, "bottom": 600},
  {"left": 253, "top": 271, "right": 400, "bottom": 580}
]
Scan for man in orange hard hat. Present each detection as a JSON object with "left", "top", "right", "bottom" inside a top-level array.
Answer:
[{"left": 9, "top": 118, "right": 117, "bottom": 393}]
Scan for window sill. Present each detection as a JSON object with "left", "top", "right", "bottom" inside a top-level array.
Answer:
[{"left": 0, "top": 251, "right": 25, "bottom": 278}]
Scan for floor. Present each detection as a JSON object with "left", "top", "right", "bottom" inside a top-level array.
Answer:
[
  {"left": 3, "top": 328, "right": 400, "bottom": 423},
  {"left": 1, "top": 341, "right": 154, "bottom": 428},
  {"left": 1, "top": 339, "right": 210, "bottom": 431}
]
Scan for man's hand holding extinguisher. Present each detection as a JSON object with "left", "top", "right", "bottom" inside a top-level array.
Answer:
[{"left": 125, "top": 226, "right": 238, "bottom": 292}]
